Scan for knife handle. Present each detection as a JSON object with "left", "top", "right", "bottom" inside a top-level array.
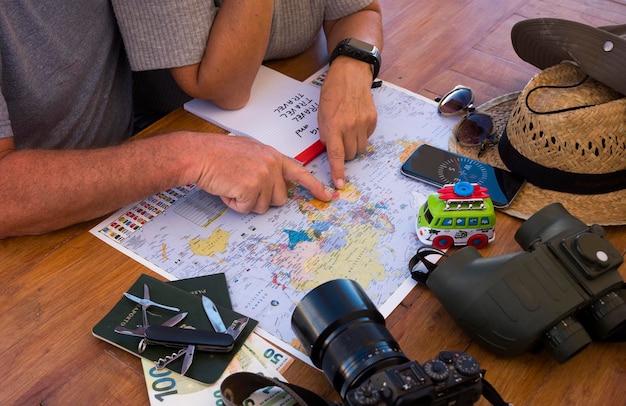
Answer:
[{"left": 144, "top": 326, "right": 235, "bottom": 352}]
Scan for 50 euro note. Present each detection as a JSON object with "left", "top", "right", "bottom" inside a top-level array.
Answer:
[{"left": 142, "top": 331, "right": 296, "bottom": 405}]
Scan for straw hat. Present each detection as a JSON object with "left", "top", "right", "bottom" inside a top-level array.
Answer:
[
  {"left": 450, "top": 63, "right": 626, "bottom": 225},
  {"left": 511, "top": 18, "right": 626, "bottom": 96}
]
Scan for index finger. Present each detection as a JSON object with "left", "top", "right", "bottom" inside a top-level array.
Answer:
[
  {"left": 282, "top": 159, "right": 333, "bottom": 202},
  {"left": 324, "top": 135, "right": 347, "bottom": 190}
]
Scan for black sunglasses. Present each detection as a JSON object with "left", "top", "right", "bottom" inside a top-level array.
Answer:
[{"left": 437, "top": 86, "right": 498, "bottom": 155}]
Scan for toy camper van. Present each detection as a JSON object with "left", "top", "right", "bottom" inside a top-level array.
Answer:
[{"left": 416, "top": 181, "right": 495, "bottom": 249}]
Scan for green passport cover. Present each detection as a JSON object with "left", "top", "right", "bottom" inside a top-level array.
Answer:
[
  {"left": 92, "top": 273, "right": 257, "bottom": 384},
  {"left": 169, "top": 273, "right": 232, "bottom": 309}
]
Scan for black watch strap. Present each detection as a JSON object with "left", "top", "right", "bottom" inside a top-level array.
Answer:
[{"left": 329, "top": 38, "right": 381, "bottom": 81}]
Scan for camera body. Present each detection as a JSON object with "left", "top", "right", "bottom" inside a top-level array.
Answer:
[
  {"left": 343, "top": 351, "right": 482, "bottom": 406},
  {"left": 428, "top": 203, "right": 626, "bottom": 363},
  {"left": 291, "top": 279, "right": 484, "bottom": 405}
]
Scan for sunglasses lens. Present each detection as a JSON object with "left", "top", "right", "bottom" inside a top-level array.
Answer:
[
  {"left": 454, "top": 113, "right": 494, "bottom": 146},
  {"left": 438, "top": 87, "right": 473, "bottom": 114}
]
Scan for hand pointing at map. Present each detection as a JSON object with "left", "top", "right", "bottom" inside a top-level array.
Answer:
[{"left": 192, "top": 133, "right": 333, "bottom": 214}]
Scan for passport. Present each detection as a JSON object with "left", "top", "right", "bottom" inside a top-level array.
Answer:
[{"left": 92, "top": 273, "right": 257, "bottom": 384}]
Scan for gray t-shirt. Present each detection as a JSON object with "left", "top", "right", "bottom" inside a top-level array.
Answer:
[
  {"left": 0, "top": 1, "right": 133, "bottom": 149},
  {"left": 113, "top": 0, "right": 373, "bottom": 70}
]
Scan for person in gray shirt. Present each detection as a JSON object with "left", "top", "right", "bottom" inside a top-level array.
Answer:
[
  {"left": 113, "top": 0, "right": 383, "bottom": 190},
  {"left": 0, "top": 0, "right": 382, "bottom": 238}
]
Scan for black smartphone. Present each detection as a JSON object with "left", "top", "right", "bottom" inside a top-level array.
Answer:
[{"left": 401, "top": 144, "right": 525, "bottom": 208}]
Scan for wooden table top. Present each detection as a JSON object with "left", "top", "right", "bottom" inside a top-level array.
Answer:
[{"left": 2, "top": 1, "right": 625, "bottom": 405}]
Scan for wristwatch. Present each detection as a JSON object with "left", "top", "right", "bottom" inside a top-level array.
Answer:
[{"left": 329, "top": 38, "right": 381, "bottom": 81}]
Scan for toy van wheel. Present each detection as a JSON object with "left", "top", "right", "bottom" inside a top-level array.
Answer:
[
  {"left": 467, "top": 234, "right": 489, "bottom": 249},
  {"left": 433, "top": 236, "right": 453, "bottom": 249}
]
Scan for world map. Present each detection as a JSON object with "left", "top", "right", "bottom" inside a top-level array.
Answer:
[{"left": 92, "top": 81, "right": 456, "bottom": 351}]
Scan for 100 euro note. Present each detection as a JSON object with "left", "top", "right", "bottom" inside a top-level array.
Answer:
[{"left": 142, "top": 331, "right": 296, "bottom": 405}]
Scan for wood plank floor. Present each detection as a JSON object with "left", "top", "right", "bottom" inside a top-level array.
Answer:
[{"left": 380, "top": 0, "right": 626, "bottom": 105}]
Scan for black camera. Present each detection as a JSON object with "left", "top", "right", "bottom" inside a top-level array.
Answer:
[
  {"left": 426, "top": 203, "right": 626, "bottom": 363},
  {"left": 291, "top": 278, "right": 484, "bottom": 405}
]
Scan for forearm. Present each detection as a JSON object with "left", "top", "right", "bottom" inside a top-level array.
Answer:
[
  {"left": 170, "top": 0, "right": 274, "bottom": 109},
  {"left": 318, "top": 1, "right": 383, "bottom": 188},
  {"left": 0, "top": 130, "right": 332, "bottom": 238},
  {"left": 323, "top": 1, "right": 383, "bottom": 87},
  {"left": 0, "top": 132, "right": 199, "bottom": 238}
]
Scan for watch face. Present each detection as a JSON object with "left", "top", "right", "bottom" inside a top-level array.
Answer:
[{"left": 347, "top": 38, "right": 375, "bottom": 52}]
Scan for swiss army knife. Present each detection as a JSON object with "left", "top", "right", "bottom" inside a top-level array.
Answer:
[{"left": 114, "top": 284, "right": 248, "bottom": 375}]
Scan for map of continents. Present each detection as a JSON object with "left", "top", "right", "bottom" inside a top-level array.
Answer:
[{"left": 94, "top": 81, "right": 454, "bottom": 348}]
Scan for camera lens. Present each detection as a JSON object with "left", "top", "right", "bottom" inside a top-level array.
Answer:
[
  {"left": 542, "top": 316, "right": 591, "bottom": 363},
  {"left": 291, "top": 279, "right": 409, "bottom": 398}
]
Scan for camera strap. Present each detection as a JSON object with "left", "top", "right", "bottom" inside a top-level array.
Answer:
[
  {"left": 219, "top": 370, "right": 511, "bottom": 406},
  {"left": 220, "top": 372, "right": 336, "bottom": 406},
  {"left": 408, "top": 246, "right": 447, "bottom": 285}
]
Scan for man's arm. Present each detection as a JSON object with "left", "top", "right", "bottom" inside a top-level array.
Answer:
[
  {"left": 169, "top": 0, "right": 274, "bottom": 110},
  {"left": 320, "top": 0, "right": 383, "bottom": 189},
  {"left": 0, "top": 133, "right": 332, "bottom": 238}
]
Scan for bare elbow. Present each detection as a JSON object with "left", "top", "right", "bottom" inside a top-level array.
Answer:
[
  {"left": 170, "top": 66, "right": 253, "bottom": 109},
  {"left": 182, "top": 85, "right": 250, "bottom": 110},
  {"left": 208, "top": 91, "right": 251, "bottom": 110}
]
